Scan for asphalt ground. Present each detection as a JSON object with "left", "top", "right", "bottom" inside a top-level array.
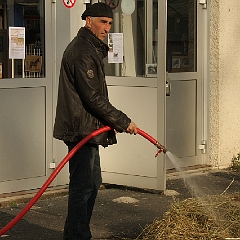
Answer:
[{"left": 0, "top": 169, "right": 239, "bottom": 240}]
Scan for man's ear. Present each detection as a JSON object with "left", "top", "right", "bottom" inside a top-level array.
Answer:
[{"left": 85, "top": 16, "right": 92, "bottom": 29}]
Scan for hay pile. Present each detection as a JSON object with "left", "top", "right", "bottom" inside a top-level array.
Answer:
[{"left": 137, "top": 193, "right": 240, "bottom": 240}]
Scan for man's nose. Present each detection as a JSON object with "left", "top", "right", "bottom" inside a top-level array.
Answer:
[{"left": 105, "top": 23, "right": 112, "bottom": 33}]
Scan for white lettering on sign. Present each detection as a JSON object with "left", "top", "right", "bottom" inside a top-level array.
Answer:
[{"left": 63, "top": 0, "right": 76, "bottom": 8}]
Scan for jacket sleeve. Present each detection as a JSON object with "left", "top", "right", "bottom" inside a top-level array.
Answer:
[{"left": 73, "top": 53, "right": 131, "bottom": 132}]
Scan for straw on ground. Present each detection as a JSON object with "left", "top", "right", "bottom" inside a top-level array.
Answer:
[{"left": 137, "top": 193, "right": 240, "bottom": 240}]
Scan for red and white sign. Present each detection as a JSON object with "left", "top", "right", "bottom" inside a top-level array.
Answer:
[{"left": 63, "top": 0, "right": 76, "bottom": 8}]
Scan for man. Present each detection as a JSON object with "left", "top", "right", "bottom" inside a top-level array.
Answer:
[{"left": 53, "top": 3, "right": 137, "bottom": 240}]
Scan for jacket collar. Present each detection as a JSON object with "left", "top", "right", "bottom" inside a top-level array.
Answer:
[{"left": 77, "top": 27, "right": 109, "bottom": 58}]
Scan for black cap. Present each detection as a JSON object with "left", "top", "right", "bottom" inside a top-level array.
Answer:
[{"left": 81, "top": 3, "right": 113, "bottom": 20}]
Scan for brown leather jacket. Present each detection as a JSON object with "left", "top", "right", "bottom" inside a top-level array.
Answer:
[{"left": 53, "top": 27, "right": 131, "bottom": 146}]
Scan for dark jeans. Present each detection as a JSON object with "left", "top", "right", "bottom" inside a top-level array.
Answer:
[{"left": 63, "top": 143, "right": 102, "bottom": 240}]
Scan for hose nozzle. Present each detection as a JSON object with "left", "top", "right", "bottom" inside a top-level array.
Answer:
[
  {"left": 155, "top": 141, "right": 168, "bottom": 157},
  {"left": 135, "top": 127, "right": 167, "bottom": 157}
]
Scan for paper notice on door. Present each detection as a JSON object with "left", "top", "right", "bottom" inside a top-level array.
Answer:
[
  {"left": 9, "top": 27, "right": 25, "bottom": 59},
  {"left": 108, "top": 33, "right": 123, "bottom": 63}
]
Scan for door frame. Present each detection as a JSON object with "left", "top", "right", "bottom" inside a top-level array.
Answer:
[{"left": 156, "top": 0, "right": 167, "bottom": 190}]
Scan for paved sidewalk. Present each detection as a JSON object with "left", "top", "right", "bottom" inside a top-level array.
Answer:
[{"left": 0, "top": 168, "right": 239, "bottom": 239}]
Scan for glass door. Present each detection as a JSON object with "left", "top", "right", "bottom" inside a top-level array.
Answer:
[
  {"left": 100, "top": 0, "right": 167, "bottom": 191},
  {"left": 0, "top": 0, "right": 53, "bottom": 194},
  {"left": 166, "top": 0, "right": 205, "bottom": 168}
]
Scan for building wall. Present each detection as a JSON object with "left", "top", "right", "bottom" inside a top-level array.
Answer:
[
  {"left": 210, "top": 0, "right": 240, "bottom": 167},
  {"left": 53, "top": 1, "right": 86, "bottom": 185}
]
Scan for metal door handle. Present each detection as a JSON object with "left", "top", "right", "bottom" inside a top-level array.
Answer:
[{"left": 166, "top": 72, "right": 171, "bottom": 96}]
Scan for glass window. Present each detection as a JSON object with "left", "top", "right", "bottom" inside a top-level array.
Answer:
[
  {"left": 167, "top": 0, "right": 197, "bottom": 73},
  {"left": 0, "top": 0, "right": 45, "bottom": 79},
  {"left": 103, "top": 0, "right": 158, "bottom": 78},
  {"left": 103, "top": 0, "right": 197, "bottom": 76}
]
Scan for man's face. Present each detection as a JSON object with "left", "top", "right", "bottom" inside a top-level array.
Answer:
[{"left": 86, "top": 16, "right": 113, "bottom": 41}]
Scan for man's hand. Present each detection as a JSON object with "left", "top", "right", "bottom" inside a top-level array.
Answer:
[{"left": 126, "top": 121, "right": 138, "bottom": 135}]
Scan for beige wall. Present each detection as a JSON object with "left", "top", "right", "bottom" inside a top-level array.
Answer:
[
  {"left": 210, "top": 0, "right": 240, "bottom": 167},
  {"left": 54, "top": 1, "right": 86, "bottom": 185}
]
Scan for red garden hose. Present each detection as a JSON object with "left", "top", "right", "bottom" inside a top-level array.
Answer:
[{"left": 0, "top": 126, "right": 167, "bottom": 236}]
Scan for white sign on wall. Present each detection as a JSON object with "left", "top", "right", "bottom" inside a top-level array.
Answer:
[{"left": 9, "top": 27, "right": 25, "bottom": 59}]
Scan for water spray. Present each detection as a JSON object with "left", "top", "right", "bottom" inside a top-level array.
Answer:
[{"left": 0, "top": 126, "right": 167, "bottom": 237}]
